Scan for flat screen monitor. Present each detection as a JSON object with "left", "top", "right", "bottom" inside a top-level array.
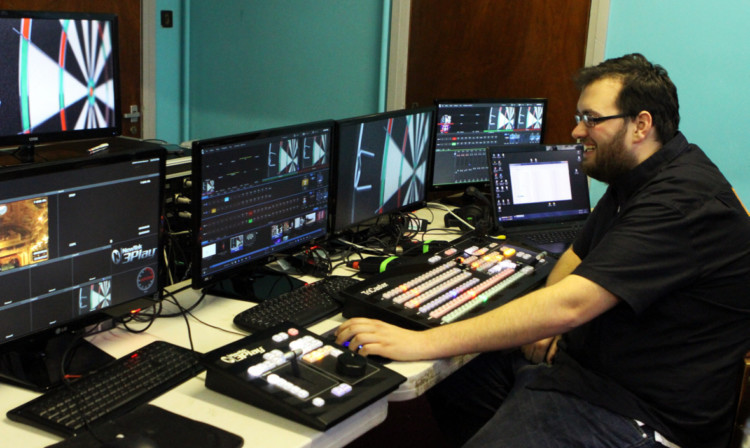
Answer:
[
  {"left": 190, "top": 121, "right": 334, "bottom": 296},
  {"left": 487, "top": 143, "right": 590, "bottom": 224},
  {"left": 0, "top": 10, "right": 121, "bottom": 161},
  {"left": 430, "top": 98, "right": 547, "bottom": 190},
  {"left": 0, "top": 148, "right": 165, "bottom": 390},
  {"left": 332, "top": 107, "right": 434, "bottom": 233}
]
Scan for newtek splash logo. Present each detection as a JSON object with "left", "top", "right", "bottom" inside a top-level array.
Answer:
[{"left": 111, "top": 244, "right": 157, "bottom": 265}]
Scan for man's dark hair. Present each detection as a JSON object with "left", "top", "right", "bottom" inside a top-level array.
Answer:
[{"left": 575, "top": 53, "right": 680, "bottom": 143}]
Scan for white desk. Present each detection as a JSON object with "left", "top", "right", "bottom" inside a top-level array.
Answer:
[
  {"left": 0, "top": 283, "right": 472, "bottom": 448},
  {"left": 0, "top": 289, "right": 388, "bottom": 448}
]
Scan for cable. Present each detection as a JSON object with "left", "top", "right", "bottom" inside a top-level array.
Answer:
[
  {"left": 426, "top": 201, "right": 476, "bottom": 230},
  {"left": 181, "top": 309, "right": 246, "bottom": 337},
  {"left": 163, "top": 247, "right": 175, "bottom": 286},
  {"left": 146, "top": 285, "right": 206, "bottom": 319},
  {"left": 163, "top": 294, "right": 195, "bottom": 352},
  {"left": 335, "top": 238, "right": 390, "bottom": 255},
  {"left": 163, "top": 216, "right": 192, "bottom": 283},
  {"left": 121, "top": 314, "right": 157, "bottom": 333}
]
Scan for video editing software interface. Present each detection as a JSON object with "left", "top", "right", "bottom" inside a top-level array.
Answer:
[
  {"left": 488, "top": 146, "right": 590, "bottom": 223},
  {"left": 195, "top": 123, "right": 332, "bottom": 285},
  {"left": 432, "top": 99, "right": 546, "bottom": 188},
  {"left": 0, "top": 154, "right": 163, "bottom": 344},
  {"left": 0, "top": 11, "right": 120, "bottom": 145},
  {"left": 333, "top": 108, "right": 434, "bottom": 232}
]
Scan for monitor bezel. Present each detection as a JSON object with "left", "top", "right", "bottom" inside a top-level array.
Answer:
[
  {"left": 0, "top": 147, "right": 166, "bottom": 365},
  {"left": 330, "top": 106, "right": 436, "bottom": 235},
  {"left": 189, "top": 120, "right": 336, "bottom": 291},
  {"left": 0, "top": 9, "right": 123, "bottom": 151},
  {"left": 429, "top": 97, "right": 548, "bottom": 192}
]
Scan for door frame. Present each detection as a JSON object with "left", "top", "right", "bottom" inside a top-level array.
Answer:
[{"left": 141, "top": 0, "right": 156, "bottom": 140}]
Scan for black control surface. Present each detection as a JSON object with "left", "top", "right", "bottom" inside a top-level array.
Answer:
[
  {"left": 340, "top": 235, "right": 555, "bottom": 330},
  {"left": 202, "top": 323, "right": 405, "bottom": 430}
]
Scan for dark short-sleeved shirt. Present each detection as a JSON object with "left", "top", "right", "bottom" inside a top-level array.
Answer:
[{"left": 530, "top": 132, "right": 750, "bottom": 448}]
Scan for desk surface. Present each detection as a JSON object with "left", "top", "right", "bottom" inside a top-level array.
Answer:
[
  {"left": 0, "top": 206, "right": 475, "bottom": 448},
  {"left": 1, "top": 289, "right": 390, "bottom": 448}
]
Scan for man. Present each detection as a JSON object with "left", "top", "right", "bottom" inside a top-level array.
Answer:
[{"left": 335, "top": 54, "right": 750, "bottom": 447}]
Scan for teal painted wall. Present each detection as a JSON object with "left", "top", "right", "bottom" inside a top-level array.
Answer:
[
  {"left": 595, "top": 0, "right": 750, "bottom": 206},
  {"left": 154, "top": 1, "right": 387, "bottom": 144},
  {"left": 187, "top": 1, "right": 387, "bottom": 141},
  {"left": 154, "top": 0, "right": 186, "bottom": 144}
]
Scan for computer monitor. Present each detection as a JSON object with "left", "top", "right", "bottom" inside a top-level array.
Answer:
[
  {"left": 430, "top": 98, "right": 547, "bottom": 191},
  {"left": 190, "top": 121, "right": 334, "bottom": 298},
  {"left": 0, "top": 10, "right": 121, "bottom": 162},
  {"left": 331, "top": 107, "right": 435, "bottom": 233},
  {"left": 0, "top": 148, "right": 165, "bottom": 391}
]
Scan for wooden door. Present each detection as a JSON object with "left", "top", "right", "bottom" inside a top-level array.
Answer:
[
  {"left": 2, "top": 0, "right": 143, "bottom": 138},
  {"left": 406, "top": 0, "right": 591, "bottom": 143}
]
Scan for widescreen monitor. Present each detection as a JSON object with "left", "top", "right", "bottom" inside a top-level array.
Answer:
[
  {"left": 0, "top": 148, "right": 165, "bottom": 390},
  {"left": 190, "top": 121, "right": 334, "bottom": 296},
  {"left": 0, "top": 10, "right": 121, "bottom": 161},
  {"left": 332, "top": 107, "right": 434, "bottom": 233},
  {"left": 430, "top": 98, "right": 547, "bottom": 190}
]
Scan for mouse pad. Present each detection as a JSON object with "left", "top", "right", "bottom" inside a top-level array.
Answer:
[{"left": 45, "top": 404, "right": 243, "bottom": 448}]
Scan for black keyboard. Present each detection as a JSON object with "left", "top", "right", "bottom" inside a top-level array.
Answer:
[
  {"left": 233, "top": 275, "right": 359, "bottom": 333},
  {"left": 524, "top": 228, "right": 581, "bottom": 244},
  {"left": 7, "top": 341, "right": 205, "bottom": 437}
]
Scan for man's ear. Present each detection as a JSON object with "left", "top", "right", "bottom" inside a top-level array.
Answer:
[{"left": 632, "top": 110, "right": 653, "bottom": 143}]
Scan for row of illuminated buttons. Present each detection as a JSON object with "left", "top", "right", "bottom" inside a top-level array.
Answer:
[
  {"left": 261, "top": 329, "right": 354, "bottom": 406},
  {"left": 267, "top": 373, "right": 352, "bottom": 406}
]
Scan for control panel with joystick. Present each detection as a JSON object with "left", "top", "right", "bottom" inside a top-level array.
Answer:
[{"left": 202, "top": 323, "right": 405, "bottom": 430}]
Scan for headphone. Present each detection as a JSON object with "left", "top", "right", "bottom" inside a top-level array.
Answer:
[{"left": 444, "top": 186, "right": 493, "bottom": 234}]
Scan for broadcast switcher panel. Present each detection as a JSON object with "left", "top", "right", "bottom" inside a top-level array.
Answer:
[{"left": 340, "top": 235, "right": 555, "bottom": 330}]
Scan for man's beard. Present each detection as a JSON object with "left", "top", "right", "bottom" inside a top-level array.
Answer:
[{"left": 582, "top": 124, "right": 638, "bottom": 183}]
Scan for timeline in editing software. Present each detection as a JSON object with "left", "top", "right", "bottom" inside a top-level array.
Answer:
[{"left": 435, "top": 103, "right": 544, "bottom": 150}]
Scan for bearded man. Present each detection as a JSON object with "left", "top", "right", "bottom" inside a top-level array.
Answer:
[{"left": 336, "top": 53, "right": 750, "bottom": 448}]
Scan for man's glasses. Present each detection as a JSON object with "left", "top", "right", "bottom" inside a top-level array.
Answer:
[{"left": 575, "top": 113, "right": 629, "bottom": 128}]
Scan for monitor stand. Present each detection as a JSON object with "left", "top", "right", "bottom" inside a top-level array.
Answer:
[
  {"left": 0, "top": 332, "right": 115, "bottom": 392},
  {"left": 12, "top": 143, "right": 36, "bottom": 163},
  {"left": 204, "top": 266, "right": 304, "bottom": 303}
]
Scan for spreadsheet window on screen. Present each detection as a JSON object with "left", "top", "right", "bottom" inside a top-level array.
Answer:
[{"left": 509, "top": 160, "right": 572, "bottom": 205}]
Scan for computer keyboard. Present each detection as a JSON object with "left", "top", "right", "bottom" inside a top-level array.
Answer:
[
  {"left": 524, "top": 228, "right": 581, "bottom": 244},
  {"left": 7, "top": 341, "right": 205, "bottom": 437},
  {"left": 233, "top": 275, "right": 359, "bottom": 333}
]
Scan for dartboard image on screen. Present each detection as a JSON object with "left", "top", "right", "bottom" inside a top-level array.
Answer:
[
  {"left": 0, "top": 13, "right": 118, "bottom": 138},
  {"left": 267, "top": 132, "right": 329, "bottom": 176},
  {"left": 333, "top": 108, "right": 434, "bottom": 232}
]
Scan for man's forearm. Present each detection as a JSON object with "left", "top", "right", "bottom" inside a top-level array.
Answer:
[{"left": 417, "top": 274, "right": 617, "bottom": 359}]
